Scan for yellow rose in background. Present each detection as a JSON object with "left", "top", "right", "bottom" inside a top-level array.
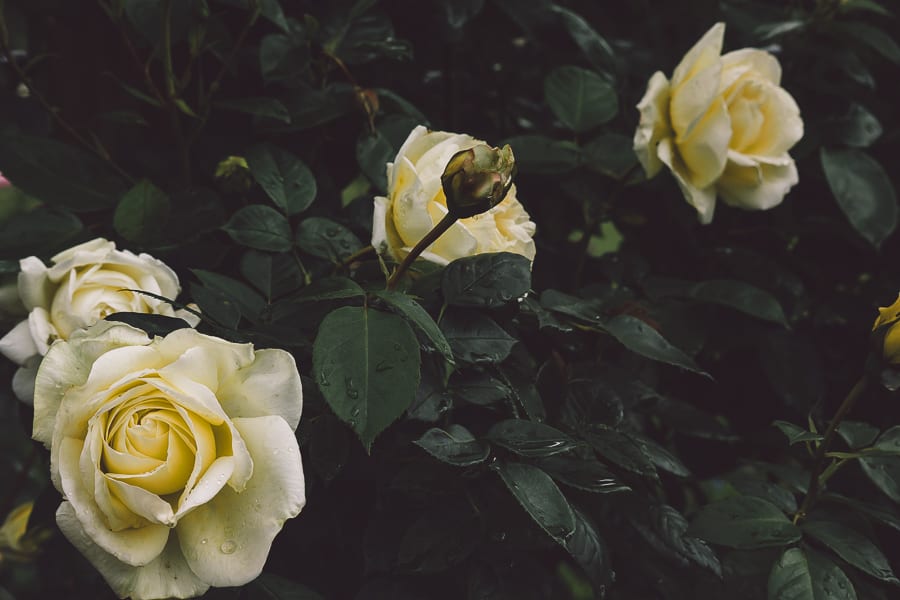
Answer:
[
  {"left": 633, "top": 22, "right": 803, "bottom": 223},
  {"left": 372, "top": 125, "right": 536, "bottom": 266},
  {"left": 33, "top": 321, "right": 305, "bottom": 600},
  {"left": 0, "top": 238, "right": 197, "bottom": 403},
  {"left": 874, "top": 294, "right": 900, "bottom": 364}
]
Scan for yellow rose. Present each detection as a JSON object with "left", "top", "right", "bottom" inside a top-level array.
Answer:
[
  {"left": 372, "top": 126, "right": 536, "bottom": 265},
  {"left": 0, "top": 238, "right": 197, "bottom": 403},
  {"left": 874, "top": 294, "right": 900, "bottom": 364},
  {"left": 33, "top": 321, "right": 305, "bottom": 600},
  {"left": 633, "top": 23, "right": 803, "bottom": 223}
]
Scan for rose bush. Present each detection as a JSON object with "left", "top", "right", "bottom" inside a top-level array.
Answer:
[
  {"left": 633, "top": 22, "right": 803, "bottom": 223},
  {"left": 32, "top": 321, "right": 305, "bottom": 600},
  {"left": 0, "top": 238, "right": 195, "bottom": 402},
  {"left": 372, "top": 125, "right": 536, "bottom": 265},
  {"left": 874, "top": 294, "right": 900, "bottom": 364}
]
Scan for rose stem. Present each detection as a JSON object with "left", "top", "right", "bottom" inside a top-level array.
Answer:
[
  {"left": 793, "top": 375, "right": 869, "bottom": 524},
  {"left": 386, "top": 213, "right": 457, "bottom": 291}
]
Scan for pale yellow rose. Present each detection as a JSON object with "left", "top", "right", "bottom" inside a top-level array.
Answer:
[
  {"left": 372, "top": 125, "right": 536, "bottom": 265},
  {"left": 874, "top": 293, "right": 900, "bottom": 364},
  {"left": 633, "top": 23, "right": 803, "bottom": 223},
  {"left": 0, "top": 238, "right": 197, "bottom": 402},
  {"left": 33, "top": 321, "right": 305, "bottom": 600}
]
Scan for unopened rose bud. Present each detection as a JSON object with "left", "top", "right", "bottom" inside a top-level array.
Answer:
[
  {"left": 873, "top": 293, "right": 900, "bottom": 365},
  {"left": 214, "top": 155, "right": 253, "bottom": 193},
  {"left": 441, "top": 143, "right": 516, "bottom": 218}
]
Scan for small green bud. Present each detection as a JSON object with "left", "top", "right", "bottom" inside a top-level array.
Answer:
[
  {"left": 441, "top": 143, "right": 516, "bottom": 218},
  {"left": 214, "top": 156, "right": 253, "bottom": 193}
]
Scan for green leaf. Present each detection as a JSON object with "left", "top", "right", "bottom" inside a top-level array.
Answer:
[
  {"left": 190, "top": 283, "right": 242, "bottom": 329},
  {"left": 247, "top": 143, "right": 317, "bottom": 215},
  {"left": 0, "top": 208, "right": 83, "bottom": 257},
  {"left": 551, "top": 5, "right": 615, "bottom": 72},
  {"left": 372, "top": 290, "right": 453, "bottom": 362},
  {"left": 441, "top": 252, "right": 532, "bottom": 308},
  {"left": 801, "top": 519, "right": 899, "bottom": 584},
  {"left": 213, "top": 0, "right": 291, "bottom": 32},
  {"left": 312, "top": 306, "right": 421, "bottom": 451},
  {"left": 270, "top": 84, "right": 356, "bottom": 132},
  {"left": 113, "top": 180, "right": 171, "bottom": 243},
  {"left": 245, "top": 572, "right": 325, "bottom": 600},
  {"left": 449, "top": 371, "right": 511, "bottom": 406},
  {"left": 535, "top": 455, "right": 631, "bottom": 494},
  {"left": 868, "top": 426, "right": 900, "bottom": 456},
  {"left": 191, "top": 269, "right": 267, "bottom": 321},
  {"left": 603, "top": 315, "right": 710, "bottom": 376},
  {"left": 687, "top": 280, "right": 789, "bottom": 326},
  {"left": 628, "top": 503, "right": 723, "bottom": 578},
  {"left": 413, "top": 425, "right": 489, "bottom": 467},
  {"left": 839, "top": 0, "right": 894, "bottom": 17},
  {"left": 222, "top": 205, "right": 293, "bottom": 252},
  {"left": 585, "top": 425, "right": 657, "bottom": 478},
  {"left": 440, "top": 310, "right": 517, "bottom": 364},
  {"left": 294, "top": 217, "right": 363, "bottom": 261},
  {"left": 0, "top": 134, "right": 126, "bottom": 211},
  {"left": 837, "top": 421, "right": 880, "bottom": 449},
  {"left": 830, "top": 103, "right": 882, "bottom": 148},
  {"left": 105, "top": 313, "right": 192, "bottom": 338},
  {"left": 822, "top": 493, "right": 900, "bottom": 534},
  {"left": 215, "top": 97, "right": 291, "bottom": 123},
  {"left": 564, "top": 507, "right": 613, "bottom": 592},
  {"left": 830, "top": 21, "right": 900, "bottom": 64},
  {"left": 486, "top": 419, "right": 579, "bottom": 458},
  {"left": 503, "top": 135, "right": 582, "bottom": 174},
  {"left": 768, "top": 547, "right": 857, "bottom": 600},
  {"left": 293, "top": 276, "right": 364, "bottom": 303},
  {"left": 773, "top": 421, "right": 824, "bottom": 445},
  {"left": 728, "top": 476, "right": 798, "bottom": 515},
  {"left": 582, "top": 133, "right": 639, "bottom": 179},
  {"left": 630, "top": 434, "right": 691, "bottom": 477},
  {"left": 543, "top": 66, "right": 617, "bottom": 133},
  {"left": 239, "top": 250, "right": 305, "bottom": 300},
  {"left": 493, "top": 461, "right": 576, "bottom": 543},
  {"left": 687, "top": 496, "right": 801, "bottom": 549},
  {"left": 259, "top": 32, "right": 311, "bottom": 85},
  {"left": 820, "top": 147, "right": 898, "bottom": 248},
  {"left": 356, "top": 130, "right": 394, "bottom": 193}
]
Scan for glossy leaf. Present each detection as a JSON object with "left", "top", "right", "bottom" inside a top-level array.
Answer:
[
  {"left": 294, "top": 217, "right": 363, "bottom": 261},
  {"left": 247, "top": 143, "right": 317, "bottom": 215},
  {"left": 801, "top": 519, "right": 899, "bottom": 584},
  {"left": 486, "top": 419, "right": 579, "bottom": 458},
  {"left": 687, "top": 496, "right": 801, "bottom": 549},
  {"left": 223, "top": 205, "right": 293, "bottom": 252},
  {"left": 413, "top": 425, "right": 489, "bottom": 467},
  {"left": 767, "top": 547, "right": 857, "bottom": 600},
  {"left": 494, "top": 462, "right": 576, "bottom": 543},
  {"left": 372, "top": 290, "right": 453, "bottom": 363},
  {"left": 441, "top": 252, "right": 532, "bottom": 308},
  {"left": 543, "top": 66, "right": 617, "bottom": 132}
]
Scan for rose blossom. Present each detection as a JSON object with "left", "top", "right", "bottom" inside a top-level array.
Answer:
[{"left": 33, "top": 320, "right": 305, "bottom": 599}]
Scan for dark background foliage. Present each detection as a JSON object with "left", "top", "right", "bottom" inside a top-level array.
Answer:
[{"left": 0, "top": 0, "right": 899, "bottom": 599}]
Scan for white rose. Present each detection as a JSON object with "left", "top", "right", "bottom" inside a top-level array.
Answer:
[
  {"left": 633, "top": 22, "right": 803, "bottom": 223},
  {"left": 0, "top": 238, "right": 197, "bottom": 402},
  {"left": 372, "top": 125, "right": 536, "bottom": 266},
  {"left": 33, "top": 321, "right": 305, "bottom": 600}
]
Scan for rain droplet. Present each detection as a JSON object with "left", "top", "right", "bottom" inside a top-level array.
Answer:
[
  {"left": 326, "top": 228, "right": 339, "bottom": 237},
  {"left": 220, "top": 540, "right": 237, "bottom": 554},
  {"left": 200, "top": 538, "right": 208, "bottom": 545}
]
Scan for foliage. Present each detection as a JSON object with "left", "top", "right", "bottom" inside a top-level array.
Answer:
[{"left": 0, "top": 0, "right": 899, "bottom": 599}]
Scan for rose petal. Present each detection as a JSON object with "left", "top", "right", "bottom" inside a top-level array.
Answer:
[
  {"left": 57, "top": 502, "right": 209, "bottom": 600},
  {"left": 17, "top": 256, "right": 52, "bottom": 311},
  {"left": 670, "top": 23, "right": 725, "bottom": 138},
  {"left": 11, "top": 357, "right": 40, "bottom": 404},
  {"left": 721, "top": 48, "right": 781, "bottom": 86},
  {"left": 657, "top": 137, "right": 717, "bottom": 224},
  {"left": 176, "top": 416, "right": 305, "bottom": 587},
  {"left": 676, "top": 96, "right": 732, "bottom": 188},
  {"left": 0, "top": 319, "right": 39, "bottom": 365},
  {"left": 633, "top": 71, "right": 672, "bottom": 178},
  {"left": 218, "top": 348, "right": 303, "bottom": 430},
  {"left": 391, "top": 156, "right": 435, "bottom": 248},
  {"left": 717, "top": 151, "right": 798, "bottom": 211}
]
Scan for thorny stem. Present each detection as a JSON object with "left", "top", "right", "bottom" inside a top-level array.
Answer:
[
  {"left": 386, "top": 212, "right": 457, "bottom": 291},
  {"left": 793, "top": 375, "right": 869, "bottom": 524},
  {"left": 0, "top": 17, "right": 134, "bottom": 183}
]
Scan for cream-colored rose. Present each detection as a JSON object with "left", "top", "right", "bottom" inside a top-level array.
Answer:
[
  {"left": 0, "top": 238, "right": 196, "bottom": 402},
  {"left": 633, "top": 23, "right": 803, "bottom": 223},
  {"left": 372, "top": 125, "right": 536, "bottom": 265},
  {"left": 33, "top": 321, "right": 305, "bottom": 600}
]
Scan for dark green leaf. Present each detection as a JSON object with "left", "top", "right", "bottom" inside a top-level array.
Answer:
[
  {"left": 372, "top": 290, "right": 453, "bottom": 362},
  {"left": 245, "top": 572, "right": 325, "bottom": 600},
  {"left": 629, "top": 503, "right": 723, "bottom": 577},
  {"left": 104, "top": 313, "right": 192, "bottom": 337},
  {"left": 687, "top": 496, "right": 801, "bottom": 549},
  {"left": 830, "top": 21, "right": 900, "bottom": 64},
  {"left": 0, "top": 134, "right": 126, "bottom": 211},
  {"left": 356, "top": 130, "right": 394, "bottom": 193},
  {"left": 190, "top": 283, "right": 241, "bottom": 329},
  {"left": 442, "top": 252, "right": 532, "bottom": 308},
  {"left": 215, "top": 98, "right": 291, "bottom": 123},
  {"left": 585, "top": 425, "right": 657, "bottom": 478},
  {"left": 822, "top": 493, "right": 900, "bottom": 534},
  {"left": 503, "top": 135, "right": 582, "bottom": 174},
  {"left": 223, "top": 205, "right": 293, "bottom": 252},
  {"left": 487, "top": 419, "right": 579, "bottom": 458},
  {"left": 270, "top": 84, "right": 356, "bottom": 132},
  {"left": 688, "top": 280, "right": 788, "bottom": 326},
  {"left": 535, "top": 454, "right": 631, "bottom": 494},
  {"left": 293, "top": 277, "right": 364, "bottom": 303},
  {"left": 563, "top": 507, "right": 613, "bottom": 592},
  {"left": 449, "top": 370, "right": 511, "bottom": 406},
  {"left": 294, "top": 217, "right": 363, "bottom": 261},
  {"left": 247, "top": 144, "right": 316, "bottom": 215},
  {"left": 767, "top": 547, "right": 857, "bottom": 600},
  {"left": 830, "top": 103, "right": 882, "bottom": 148},
  {"left": 113, "top": 180, "right": 171, "bottom": 243},
  {"left": 838, "top": 421, "right": 880, "bottom": 449},
  {"left": 312, "top": 306, "right": 421, "bottom": 450},
  {"left": 801, "top": 519, "right": 898, "bottom": 584},
  {"left": 494, "top": 461, "right": 576, "bottom": 543},
  {"left": 214, "top": 0, "right": 290, "bottom": 32},
  {"left": 820, "top": 147, "right": 898, "bottom": 248},
  {"left": 551, "top": 6, "right": 615, "bottom": 72},
  {"left": 441, "top": 310, "right": 517, "bottom": 364},
  {"left": 414, "top": 425, "right": 489, "bottom": 466},
  {"left": 543, "top": 66, "right": 617, "bottom": 133},
  {"left": 192, "top": 269, "right": 267, "bottom": 320},
  {"left": 0, "top": 208, "right": 83, "bottom": 257},
  {"left": 630, "top": 434, "right": 691, "bottom": 477},
  {"left": 604, "top": 315, "right": 709, "bottom": 376},
  {"left": 868, "top": 426, "right": 900, "bottom": 456},
  {"left": 773, "top": 421, "right": 823, "bottom": 445},
  {"left": 729, "top": 477, "right": 798, "bottom": 515},
  {"left": 239, "top": 250, "right": 305, "bottom": 300},
  {"left": 582, "top": 133, "right": 639, "bottom": 179},
  {"left": 259, "top": 32, "right": 311, "bottom": 85}
]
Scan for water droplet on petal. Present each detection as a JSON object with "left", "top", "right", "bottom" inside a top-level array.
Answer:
[{"left": 220, "top": 540, "right": 237, "bottom": 554}]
